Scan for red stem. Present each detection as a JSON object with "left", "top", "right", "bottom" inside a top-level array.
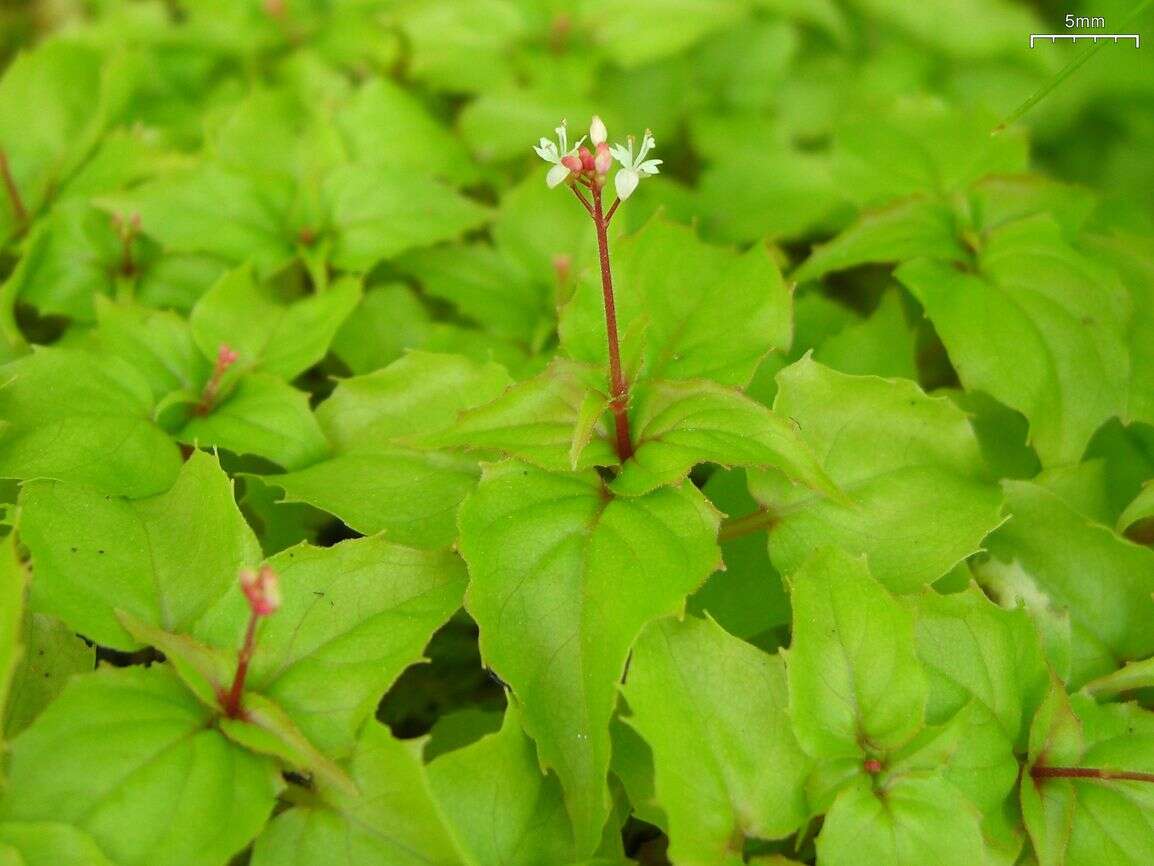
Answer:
[
  {"left": 571, "top": 185, "right": 593, "bottom": 216},
  {"left": 605, "top": 197, "right": 621, "bottom": 224},
  {"left": 0, "top": 149, "right": 27, "bottom": 227},
  {"left": 590, "top": 182, "right": 633, "bottom": 462},
  {"left": 222, "top": 611, "right": 259, "bottom": 719},
  {"left": 1033, "top": 766, "right": 1154, "bottom": 784}
]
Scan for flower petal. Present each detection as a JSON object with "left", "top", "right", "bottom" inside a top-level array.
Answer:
[
  {"left": 590, "top": 115, "right": 607, "bottom": 145},
  {"left": 615, "top": 168, "right": 640, "bottom": 200},
  {"left": 546, "top": 163, "right": 571, "bottom": 188}
]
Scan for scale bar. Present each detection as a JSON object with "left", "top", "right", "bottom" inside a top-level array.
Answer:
[{"left": 1029, "top": 33, "right": 1141, "bottom": 47}]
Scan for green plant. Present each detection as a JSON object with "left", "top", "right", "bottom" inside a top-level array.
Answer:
[{"left": 1, "top": 2, "right": 1154, "bottom": 865}]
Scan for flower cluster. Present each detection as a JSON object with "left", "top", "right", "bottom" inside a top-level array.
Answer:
[{"left": 533, "top": 116, "right": 662, "bottom": 201}]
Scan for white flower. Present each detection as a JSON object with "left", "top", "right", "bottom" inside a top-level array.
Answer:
[
  {"left": 589, "top": 115, "right": 607, "bottom": 146},
  {"left": 533, "top": 120, "right": 585, "bottom": 189},
  {"left": 609, "top": 131, "right": 662, "bottom": 200}
]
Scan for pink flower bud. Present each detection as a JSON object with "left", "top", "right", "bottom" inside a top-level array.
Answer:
[
  {"left": 561, "top": 154, "right": 583, "bottom": 173},
  {"left": 594, "top": 142, "right": 612, "bottom": 174},
  {"left": 579, "top": 146, "right": 595, "bottom": 172},
  {"left": 240, "top": 565, "right": 281, "bottom": 616},
  {"left": 218, "top": 344, "right": 239, "bottom": 367}
]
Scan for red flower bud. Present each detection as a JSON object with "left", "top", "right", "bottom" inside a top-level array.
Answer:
[
  {"left": 579, "top": 146, "right": 595, "bottom": 172},
  {"left": 561, "top": 154, "right": 583, "bottom": 173},
  {"left": 240, "top": 565, "right": 281, "bottom": 616},
  {"left": 594, "top": 142, "right": 612, "bottom": 174}
]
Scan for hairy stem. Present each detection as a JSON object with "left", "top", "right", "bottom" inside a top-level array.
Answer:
[
  {"left": 222, "top": 611, "right": 259, "bottom": 719},
  {"left": 0, "top": 149, "right": 27, "bottom": 227},
  {"left": 1032, "top": 766, "right": 1154, "bottom": 784},
  {"left": 718, "top": 508, "right": 778, "bottom": 542},
  {"left": 590, "top": 182, "right": 633, "bottom": 462}
]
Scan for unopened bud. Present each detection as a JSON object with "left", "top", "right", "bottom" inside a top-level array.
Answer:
[
  {"left": 594, "top": 142, "right": 612, "bottom": 174},
  {"left": 240, "top": 565, "right": 281, "bottom": 616},
  {"left": 218, "top": 344, "right": 239, "bottom": 367},
  {"left": 578, "top": 146, "right": 595, "bottom": 172},
  {"left": 561, "top": 154, "right": 583, "bottom": 173},
  {"left": 589, "top": 115, "right": 607, "bottom": 146}
]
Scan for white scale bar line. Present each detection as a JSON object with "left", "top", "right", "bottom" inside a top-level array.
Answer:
[{"left": 1030, "top": 33, "right": 1141, "bottom": 47}]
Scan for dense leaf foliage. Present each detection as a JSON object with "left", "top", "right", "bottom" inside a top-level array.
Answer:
[{"left": 1, "top": 1, "right": 1153, "bottom": 864}]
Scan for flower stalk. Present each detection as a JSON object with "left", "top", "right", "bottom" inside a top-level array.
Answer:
[
  {"left": 590, "top": 180, "right": 633, "bottom": 461},
  {"left": 534, "top": 116, "right": 663, "bottom": 463},
  {"left": 221, "top": 565, "right": 281, "bottom": 719},
  {"left": 195, "top": 344, "right": 239, "bottom": 415}
]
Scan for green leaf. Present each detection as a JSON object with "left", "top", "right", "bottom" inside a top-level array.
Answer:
[
  {"left": 0, "top": 823, "right": 114, "bottom": 866},
  {"left": 1024, "top": 683, "right": 1084, "bottom": 866},
  {"left": 399, "top": 243, "right": 544, "bottom": 344},
  {"left": 250, "top": 722, "right": 464, "bottom": 866},
  {"left": 812, "top": 290, "right": 919, "bottom": 381},
  {"left": 1084, "top": 654, "right": 1154, "bottom": 700},
  {"left": 396, "top": 0, "right": 524, "bottom": 94},
  {"left": 256, "top": 707, "right": 602, "bottom": 866},
  {"left": 336, "top": 79, "right": 479, "bottom": 185},
  {"left": 886, "top": 700, "right": 1021, "bottom": 836},
  {"left": 910, "top": 585, "right": 1049, "bottom": 748},
  {"left": 324, "top": 165, "right": 490, "bottom": 272},
  {"left": 190, "top": 267, "right": 360, "bottom": 381},
  {"left": 1118, "top": 480, "right": 1154, "bottom": 544},
  {"left": 0, "top": 41, "right": 118, "bottom": 244},
  {"left": 621, "top": 615, "right": 812, "bottom": 863},
  {"left": 579, "top": 0, "right": 745, "bottom": 67},
  {"left": 459, "top": 462, "right": 721, "bottom": 852},
  {"left": 93, "top": 297, "right": 207, "bottom": 399},
  {"left": 427, "top": 360, "right": 617, "bottom": 472},
  {"left": 897, "top": 216, "right": 1130, "bottom": 466},
  {"left": 110, "top": 165, "right": 295, "bottom": 276},
  {"left": 979, "top": 480, "right": 1154, "bottom": 687},
  {"left": 115, "top": 611, "right": 233, "bottom": 711},
  {"left": 218, "top": 693, "right": 355, "bottom": 795},
  {"left": 1063, "top": 698, "right": 1154, "bottom": 864},
  {"left": 267, "top": 352, "right": 510, "bottom": 548},
  {"left": 560, "top": 218, "right": 792, "bottom": 388},
  {"left": 179, "top": 373, "right": 330, "bottom": 470},
  {"left": 1088, "top": 232, "right": 1154, "bottom": 430},
  {"left": 330, "top": 283, "right": 431, "bottom": 375},
  {"left": 612, "top": 378, "right": 837, "bottom": 499},
  {"left": 0, "top": 535, "right": 25, "bottom": 745},
  {"left": 6, "top": 201, "right": 121, "bottom": 322},
  {"left": 751, "top": 357, "right": 1004, "bottom": 592},
  {"left": 3, "top": 613, "right": 93, "bottom": 740},
  {"left": 833, "top": 101, "right": 1027, "bottom": 207},
  {"left": 426, "top": 705, "right": 577, "bottom": 864},
  {"left": 19, "top": 450, "right": 261, "bottom": 650},
  {"left": 196, "top": 535, "right": 466, "bottom": 756},
  {"left": 794, "top": 197, "right": 965, "bottom": 283},
  {"left": 816, "top": 775, "right": 987, "bottom": 866},
  {"left": 0, "top": 348, "right": 182, "bottom": 497},
  {"left": 786, "top": 547, "right": 927, "bottom": 760},
  {"left": 0, "top": 666, "right": 280, "bottom": 866}
]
